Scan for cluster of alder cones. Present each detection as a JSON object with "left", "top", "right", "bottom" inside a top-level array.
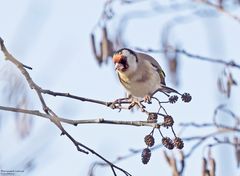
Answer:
[{"left": 141, "top": 93, "right": 191, "bottom": 164}]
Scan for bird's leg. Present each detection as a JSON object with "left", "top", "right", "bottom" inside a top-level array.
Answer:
[
  {"left": 115, "top": 97, "right": 131, "bottom": 103},
  {"left": 116, "top": 93, "right": 133, "bottom": 104},
  {"left": 144, "top": 94, "right": 152, "bottom": 104},
  {"left": 128, "top": 97, "right": 146, "bottom": 111},
  {"left": 109, "top": 95, "right": 132, "bottom": 109}
]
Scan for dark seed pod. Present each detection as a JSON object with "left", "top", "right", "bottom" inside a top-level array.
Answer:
[
  {"left": 163, "top": 115, "right": 174, "bottom": 127},
  {"left": 174, "top": 137, "right": 184, "bottom": 149},
  {"left": 141, "top": 148, "right": 151, "bottom": 164},
  {"left": 144, "top": 134, "right": 155, "bottom": 147},
  {"left": 181, "top": 93, "right": 192, "bottom": 103},
  {"left": 147, "top": 113, "right": 158, "bottom": 122},
  {"left": 169, "top": 95, "right": 178, "bottom": 104},
  {"left": 162, "top": 137, "right": 174, "bottom": 150}
]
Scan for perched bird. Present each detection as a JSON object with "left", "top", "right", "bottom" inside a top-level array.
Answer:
[{"left": 112, "top": 48, "right": 174, "bottom": 102}]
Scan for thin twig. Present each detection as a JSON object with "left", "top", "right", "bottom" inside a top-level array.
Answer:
[{"left": 42, "top": 89, "right": 112, "bottom": 106}]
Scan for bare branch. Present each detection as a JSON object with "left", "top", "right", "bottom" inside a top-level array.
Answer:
[
  {"left": 209, "top": 157, "right": 216, "bottom": 176},
  {"left": 196, "top": 0, "right": 240, "bottom": 23},
  {"left": 0, "top": 37, "right": 132, "bottom": 176},
  {"left": 183, "top": 129, "right": 234, "bottom": 158},
  {"left": 41, "top": 89, "right": 112, "bottom": 106},
  {"left": 179, "top": 122, "right": 240, "bottom": 132},
  {"left": 0, "top": 105, "right": 166, "bottom": 128},
  {"left": 88, "top": 144, "right": 162, "bottom": 175},
  {"left": 202, "top": 157, "right": 209, "bottom": 176},
  {"left": 175, "top": 48, "right": 240, "bottom": 69},
  {"left": 135, "top": 47, "right": 240, "bottom": 70},
  {"left": 163, "top": 151, "right": 184, "bottom": 176}
]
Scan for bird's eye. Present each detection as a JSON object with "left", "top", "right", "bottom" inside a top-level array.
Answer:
[
  {"left": 120, "top": 56, "right": 127, "bottom": 64},
  {"left": 119, "top": 56, "right": 129, "bottom": 69}
]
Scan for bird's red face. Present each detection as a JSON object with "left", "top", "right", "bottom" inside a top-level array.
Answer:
[{"left": 113, "top": 53, "right": 129, "bottom": 72}]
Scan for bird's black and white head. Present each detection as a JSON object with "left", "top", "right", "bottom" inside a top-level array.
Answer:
[{"left": 112, "top": 48, "right": 138, "bottom": 74}]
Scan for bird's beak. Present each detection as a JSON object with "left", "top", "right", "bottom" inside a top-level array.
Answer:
[
  {"left": 113, "top": 54, "right": 124, "bottom": 71},
  {"left": 115, "top": 62, "right": 124, "bottom": 71}
]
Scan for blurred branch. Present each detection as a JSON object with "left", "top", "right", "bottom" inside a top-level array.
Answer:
[
  {"left": 202, "top": 136, "right": 240, "bottom": 168},
  {"left": 91, "top": 26, "right": 114, "bottom": 65},
  {"left": 179, "top": 104, "right": 240, "bottom": 159},
  {"left": 213, "top": 104, "right": 239, "bottom": 124},
  {"left": 135, "top": 47, "right": 240, "bottom": 69},
  {"left": 202, "top": 155, "right": 216, "bottom": 176},
  {"left": 163, "top": 150, "right": 185, "bottom": 176},
  {"left": 196, "top": 0, "right": 240, "bottom": 23},
  {"left": 213, "top": 104, "right": 239, "bottom": 131},
  {"left": 92, "top": 0, "right": 114, "bottom": 31},
  {"left": 183, "top": 129, "right": 233, "bottom": 158},
  {"left": 88, "top": 145, "right": 159, "bottom": 176},
  {"left": 0, "top": 37, "right": 132, "bottom": 176},
  {"left": 207, "top": 137, "right": 236, "bottom": 148},
  {"left": 175, "top": 48, "right": 240, "bottom": 69},
  {"left": 179, "top": 122, "right": 240, "bottom": 132},
  {"left": 181, "top": 126, "right": 239, "bottom": 158},
  {"left": 179, "top": 122, "right": 214, "bottom": 128},
  {"left": 202, "top": 158, "right": 209, "bottom": 176}
]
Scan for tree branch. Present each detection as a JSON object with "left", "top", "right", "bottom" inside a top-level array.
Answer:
[
  {"left": 175, "top": 48, "right": 240, "bottom": 69},
  {"left": 135, "top": 47, "right": 240, "bottom": 69},
  {"left": 0, "top": 105, "right": 164, "bottom": 128},
  {"left": 0, "top": 37, "right": 132, "bottom": 176},
  {"left": 196, "top": 0, "right": 240, "bottom": 23}
]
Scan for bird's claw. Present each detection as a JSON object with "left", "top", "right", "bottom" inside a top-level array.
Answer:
[
  {"left": 109, "top": 97, "right": 131, "bottom": 109},
  {"left": 128, "top": 99, "right": 146, "bottom": 112},
  {"left": 144, "top": 95, "right": 152, "bottom": 104}
]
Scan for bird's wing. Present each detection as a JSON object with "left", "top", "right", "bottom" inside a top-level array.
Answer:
[{"left": 136, "top": 52, "right": 166, "bottom": 85}]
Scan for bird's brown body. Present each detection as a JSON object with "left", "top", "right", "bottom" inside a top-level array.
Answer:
[{"left": 113, "top": 48, "right": 166, "bottom": 99}]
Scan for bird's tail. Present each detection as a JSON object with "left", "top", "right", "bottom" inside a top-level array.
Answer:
[{"left": 160, "top": 85, "right": 181, "bottom": 95}]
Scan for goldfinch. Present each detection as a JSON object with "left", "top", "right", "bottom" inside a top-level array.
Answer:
[{"left": 113, "top": 48, "right": 175, "bottom": 101}]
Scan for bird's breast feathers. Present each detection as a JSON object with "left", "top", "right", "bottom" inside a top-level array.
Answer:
[{"left": 117, "top": 60, "right": 161, "bottom": 98}]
